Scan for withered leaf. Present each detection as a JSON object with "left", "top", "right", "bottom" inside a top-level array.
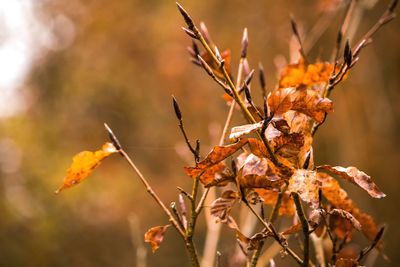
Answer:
[
  {"left": 334, "top": 258, "right": 359, "bottom": 267},
  {"left": 281, "top": 223, "right": 302, "bottom": 235},
  {"left": 144, "top": 225, "right": 170, "bottom": 253},
  {"left": 288, "top": 169, "right": 319, "bottom": 208},
  {"left": 255, "top": 189, "right": 295, "bottom": 216},
  {"left": 268, "top": 87, "right": 333, "bottom": 123},
  {"left": 317, "top": 165, "right": 385, "bottom": 198},
  {"left": 238, "top": 154, "right": 284, "bottom": 189},
  {"left": 210, "top": 190, "right": 239, "bottom": 223},
  {"left": 184, "top": 161, "right": 226, "bottom": 186},
  {"left": 201, "top": 49, "right": 231, "bottom": 78},
  {"left": 267, "top": 87, "right": 296, "bottom": 115},
  {"left": 279, "top": 60, "right": 334, "bottom": 88},
  {"left": 330, "top": 212, "right": 353, "bottom": 241},
  {"left": 308, "top": 208, "right": 326, "bottom": 228},
  {"left": 229, "top": 121, "right": 263, "bottom": 141},
  {"left": 317, "top": 173, "right": 379, "bottom": 241},
  {"left": 55, "top": 142, "right": 118, "bottom": 194},
  {"left": 329, "top": 209, "right": 362, "bottom": 231}
]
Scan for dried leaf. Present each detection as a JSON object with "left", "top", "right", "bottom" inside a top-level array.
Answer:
[
  {"left": 255, "top": 189, "right": 295, "bottom": 216},
  {"left": 229, "top": 121, "right": 263, "bottom": 140},
  {"left": 291, "top": 88, "right": 333, "bottom": 123},
  {"left": 335, "top": 258, "right": 359, "bottom": 267},
  {"left": 330, "top": 209, "right": 362, "bottom": 231},
  {"left": 267, "top": 87, "right": 333, "bottom": 123},
  {"left": 288, "top": 169, "right": 319, "bottom": 208},
  {"left": 317, "top": 173, "right": 380, "bottom": 241},
  {"left": 279, "top": 60, "right": 334, "bottom": 88},
  {"left": 317, "top": 165, "right": 385, "bottom": 198},
  {"left": 144, "top": 225, "right": 170, "bottom": 253},
  {"left": 267, "top": 87, "right": 296, "bottom": 115},
  {"left": 238, "top": 154, "right": 284, "bottom": 189},
  {"left": 281, "top": 223, "right": 302, "bottom": 235},
  {"left": 184, "top": 161, "right": 227, "bottom": 186},
  {"left": 309, "top": 208, "right": 326, "bottom": 228},
  {"left": 330, "top": 212, "right": 353, "bottom": 241},
  {"left": 55, "top": 143, "right": 117, "bottom": 193},
  {"left": 210, "top": 190, "right": 239, "bottom": 223}
]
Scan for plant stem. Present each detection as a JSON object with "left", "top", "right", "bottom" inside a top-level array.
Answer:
[
  {"left": 293, "top": 193, "right": 310, "bottom": 267},
  {"left": 245, "top": 202, "right": 304, "bottom": 266},
  {"left": 119, "top": 149, "right": 186, "bottom": 237}
]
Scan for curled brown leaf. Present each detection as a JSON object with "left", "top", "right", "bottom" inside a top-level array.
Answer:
[
  {"left": 317, "top": 165, "right": 385, "bottom": 198},
  {"left": 144, "top": 225, "right": 170, "bottom": 253}
]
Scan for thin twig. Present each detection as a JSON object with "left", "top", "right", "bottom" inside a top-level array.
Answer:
[
  {"left": 293, "top": 193, "right": 310, "bottom": 267},
  {"left": 244, "top": 202, "right": 304, "bottom": 266}
]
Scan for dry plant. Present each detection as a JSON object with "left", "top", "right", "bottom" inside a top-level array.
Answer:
[{"left": 55, "top": 1, "right": 397, "bottom": 266}]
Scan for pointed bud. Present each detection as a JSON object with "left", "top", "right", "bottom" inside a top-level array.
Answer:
[
  {"left": 244, "top": 84, "right": 252, "bottom": 103},
  {"left": 263, "top": 96, "right": 268, "bottom": 118},
  {"left": 195, "top": 139, "right": 200, "bottom": 157},
  {"left": 241, "top": 28, "right": 248, "bottom": 58},
  {"left": 389, "top": 0, "right": 398, "bottom": 13},
  {"left": 290, "top": 14, "right": 299, "bottom": 37},
  {"left": 176, "top": 2, "right": 195, "bottom": 30},
  {"left": 181, "top": 27, "right": 198, "bottom": 39},
  {"left": 344, "top": 40, "right": 352, "bottom": 67},
  {"left": 214, "top": 46, "right": 222, "bottom": 61},
  {"left": 200, "top": 22, "right": 212, "bottom": 45},
  {"left": 258, "top": 62, "right": 266, "bottom": 96},
  {"left": 336, "top": 30, "right": 343, "bottom": 46},
  {"left": 104, "top": 123, "right": 122, "bottom": 150},
  {"left": 244, "top": 69, "right": 255, "bottom": 85},
  {"left": 172, "top": 95, "right": 182, "bottom": 120},
  {"left": 198, "top": 55, "right": 215, "bottom": 77}
]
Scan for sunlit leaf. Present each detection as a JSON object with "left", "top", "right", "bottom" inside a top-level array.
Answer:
[
  {"left": 288, "top": 169, "right": 319, "bottom": 208},
  {"left": 268, "top": 87, "right": 333, "bottom": 123},
  {"left": 279, "top": 59, "right": 334, "bottom": 88},
  {"left": 144, "top": 225, "right": 170, "bottom": 253},
  {"left": 267, "top": 87, "right": 296, "bottom": 115},
  {"left": 229, "top": 121, "right": 263, "bottom": 141},
  {"left": 317, "top": 165, "right": 386, "bottom": 198},
  {"left": 55, "top": 142, "right": 118, "bottom": 194}
]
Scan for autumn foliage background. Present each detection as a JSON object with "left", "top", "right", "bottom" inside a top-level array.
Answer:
[{"left": 0, "top": 0, "right": 399, "bottom": 266}]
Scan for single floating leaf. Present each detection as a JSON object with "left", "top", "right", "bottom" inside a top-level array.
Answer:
[
  {"left": 144, "top": 225, "right": 170, "bottom": 253},
  {"left": 317, "top": 165, "right": 386, "bottom": 198},
  {"left": 55, "top": 142, "right": 117, "bottom": 194}
]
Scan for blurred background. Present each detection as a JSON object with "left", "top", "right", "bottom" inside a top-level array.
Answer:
[{"left": 0, "top": 0, "right": 398, "bottom": 266}]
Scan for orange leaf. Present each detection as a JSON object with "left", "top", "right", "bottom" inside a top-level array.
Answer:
[
  {"left": 237, "top": 154, "right": 284, "bottom": 189},
  {"left": 279, "top": 60, "right": 334, "bottom": 88},
  {"left": 288, "top": 169, "right": 319, "bottom": 208},
  {"left": 317, "top": 165, "right": 385, "bottom": 198},
  {"left": 267, "top": 87, "right": 296, "bottom": 115},
  {"left": 268, "top": 87, "right": 333, "bottom": 123},
  {"left": 255, "top": 189, "right": 295, "bottom": 216},
  {"left": 55, "top": 142, "right": 117, "bottom": 194},
  {"left": 317, "top": 173, "right": 380, "bottom": 241},
  {"left": 184, "top": 161, "right": 227, "bottom": 186},
  {"left": 144, "top": 225, "right": 170, "bottom": 253}
]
